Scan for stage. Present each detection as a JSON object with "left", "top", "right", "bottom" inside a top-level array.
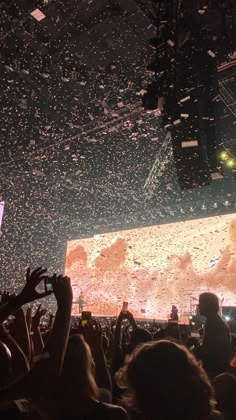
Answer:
[{"left": 66, "top": 214, "right": 236, "bottom": 319}]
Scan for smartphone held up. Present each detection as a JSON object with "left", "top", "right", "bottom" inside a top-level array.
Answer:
[
  {"left": 122, "top": 301, "right": 128, "bottom": 313},
  {"left": 81, "top": 311, "right": 92, "bottom": 327},
  {"left": 44, "top": 277, "right": 53, "bottom": 293}
]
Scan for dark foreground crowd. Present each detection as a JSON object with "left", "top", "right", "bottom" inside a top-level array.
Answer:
[{"left": 0, "top": 267, "right": 235, "bottom": 420}]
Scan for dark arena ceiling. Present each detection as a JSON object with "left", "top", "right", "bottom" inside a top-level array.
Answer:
[{"left": 0, "top": 0, "right": 236, "bottom": 288}]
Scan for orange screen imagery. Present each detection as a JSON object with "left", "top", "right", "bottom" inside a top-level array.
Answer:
[{"left": 65, "top": 214, "right": 236, "bottom": 319}]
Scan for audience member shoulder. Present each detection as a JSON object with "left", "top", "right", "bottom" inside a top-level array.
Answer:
[{"left": 103, "top": 403, "right": 129, "bottom": 420}]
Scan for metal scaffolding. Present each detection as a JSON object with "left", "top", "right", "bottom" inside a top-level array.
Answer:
[
  {"left": 144, "top": 131, "right": 172, "bottom": 193},
  {"left": 219, "top": 80, "right": 236, "bottom": 119}
]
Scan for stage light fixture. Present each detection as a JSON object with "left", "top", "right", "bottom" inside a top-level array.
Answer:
[
  {"left": 213, "top": 203, "right": 218, "bottom": 208},
  {"left": 201, "top": 204, "right": 207, "bottom": 210},
  {"left": 143, "top": 1, "right": 222, "bottom": 191},
  {"left": 220, "top": 151, "right": 228, "bottom": 161},
  {"left": 227, "top": 159, "right": 235, "bottom": 168},
  {"left": 171, "top": 125, "right": 211, "bottom": 190},
  {"left": 224, "top": 200, "right": 230, "bottom": 207}
]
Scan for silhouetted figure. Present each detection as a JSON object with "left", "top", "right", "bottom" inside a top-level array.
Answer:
[
  {"left": 214, "top": 373, "right": 236, "bottom": 420},
  {"left": 78, "top": 292, "right": 86, "bottom": 313},
  {"left": 170, "top": 305, "right": 179, "bottom": 322},
  {"left": 118, "top": 340, "right": 222, "bottom": 420},
  {"left": 197, "top": 292, "right": 232, "bottom": 377}
]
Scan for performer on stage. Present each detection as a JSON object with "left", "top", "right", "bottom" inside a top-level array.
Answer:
[
  {"left": 74, "top": 292, "right": 86, "bottom": 313},
  {"left": 170, "top": 305, "right": 179, "bottom": 322}
]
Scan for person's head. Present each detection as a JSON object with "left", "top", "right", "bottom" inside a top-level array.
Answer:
[
  {"left": 199, "top": 292, "right": 219, "bottom": 317},
  {"left": 213, "top": 373, "right": 236, "bottom": 420},
  {"left": 59, "top": 334, "right": 98, "bottom": 402},
  {"left": 119, "top": 340, "right": 218, "bottom": 420},
  {"left": 0, "top": 341, "right": 12, "bottom": 387}
]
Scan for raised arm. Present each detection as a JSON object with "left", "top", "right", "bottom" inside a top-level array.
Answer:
[
  {"left": 43, "top": 274, "right": 72, "bottom": 375},
  {"left": 31, "top": 304, "right": 47, "bottom": 356},
  {"left": 83, "top": 320, "right": 112, "bottom": 392},
  {"left": 0, "top": 273, "right": 72, "bottom": 401},
  {"left": 112, "top": 312, "right": 125, "bottom": 374},
  {"left": 0, "top": 268, "right": 50, "bottom": 324},
  {"left": 12, "top": 308, "right": 31, "bottom": 363},
  {"left": 125, "top": 311, "right": 137, "bottom": 330},
  {"left": 0, "top": 324, "right": 29, "bottom": 380}
]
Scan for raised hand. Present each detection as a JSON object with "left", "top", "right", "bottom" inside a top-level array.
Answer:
[
  {"left": 25, "top": 306, "right": 32, "bottom": 332},
  {"left": 117, "top": 310, "right": 134, "bottom": 324},
  {"left": 0, "top": 291, "right": 23, "bottom": 318},
  {"left": 47, "top": 313, "right": 54, "bottom": 330},
  {"left": 0, "top": 291, "right": 16, "bottom": 306},
  {"left": 32, "top": 304, "right": 47, "bottom": 331},
  {"left": 117, "top": 311, "right": 126, "bottom": 322},
  {"left": 83, "top": 320, "right": 112, "bottom": 391},
  {"left": 124, "top": 310, "right": 135, "bottom": 321},
  {"left": 51, "top": 274, "right": 73, "bottom": 309},
  {"left": 122, "top": 310, "right": 137, "bottom": 329},
  {"left": 16, "top": 267, "right": 51, "bottom": 306},
  {"left": 83, "top": 320, "right": 103, "bottom": 352}
]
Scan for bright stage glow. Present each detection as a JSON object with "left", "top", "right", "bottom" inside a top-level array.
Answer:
[
  {"left": 220, "top": 151, "right": 228, "bottom": 161},
  {"left": 65, "top": 214, "right": 236, "bottom": 319},
  {"left": 227, "top": 159, "right": 235, "bottom": 168}
]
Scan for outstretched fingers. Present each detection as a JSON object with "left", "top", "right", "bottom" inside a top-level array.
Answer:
[{"left": 26, "top": 267, "right": 47, "bottom": 285}]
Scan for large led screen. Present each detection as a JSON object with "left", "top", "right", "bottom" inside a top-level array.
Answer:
[{"left": 65, "top": 214, "right": 236, "bottom": 319}]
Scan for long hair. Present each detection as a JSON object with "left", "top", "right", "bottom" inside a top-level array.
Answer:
[
  {"left": 59, "top": 334, "right": 98, "bottom": 402},
  {"left": 214, "top": 373, "right": 236, "bottom": 420},
  {"left": 118, "top": 340, "right": 220, "bottom": 420}
]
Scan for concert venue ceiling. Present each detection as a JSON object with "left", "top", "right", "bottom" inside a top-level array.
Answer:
[{"left": 0, "top": 0, "right": 236, "bottom": 287}]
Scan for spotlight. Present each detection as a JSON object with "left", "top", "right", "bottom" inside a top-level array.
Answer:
[
  {"left": 224, "top": 315, "right": 231, "bottom": 322},
  {"left": 213, "top": 203, "right": 218, "bottom": 209},
  {"left": 224, "top": 200, "right": 230, "bottom": 207},
  {"left": 180, "top": 208, "right": 185, "bottom": 214},
  {"left": 227, "top": 159, "right": 235, "bottom": 168},
  {"left": 189, "top": 206, "right": 194, "bottom": 212},
  {"left": 201, "top": 204, "right": 207, "bottom": 210},
  {"left": 219, "top": 151, "right": 228, "bottom": 161},
  {"left": 218, "top": 148, "right": 236, "bottom": 169}
]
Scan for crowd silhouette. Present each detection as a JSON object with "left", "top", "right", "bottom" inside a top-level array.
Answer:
[{"left": 0, "top": 266, "right": 235, "bottom": 419}]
